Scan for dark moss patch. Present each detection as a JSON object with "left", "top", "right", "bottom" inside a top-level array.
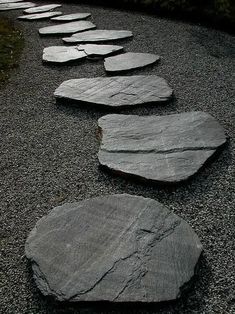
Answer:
[{"left": 0, "top": 17, "right": 24, "bottom": 87}]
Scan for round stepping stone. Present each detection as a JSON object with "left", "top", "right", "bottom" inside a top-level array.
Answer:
[
  {"left": 98, "top": 112, "right": 226, "bottom": 183},
  {"left": 39, "top": 21, "right": 96, "bottom": 36},
  {"left": 63, "top": 30, "right": 133, "bottom": 43},
  {"left": 0, "top": 0, "right": 24, "bottom": 4},
  {"left": 0, "top": 2, "right": 35, "bottom": 10},
  {"left": 43, "top": 46, "right": 87, "bottom": 63},
  {"left": 18, "top": 11, "right": 62, "bottom": 20},
  {"left": 51, "top": 12, "right": 91, "bottom": 22},
  {"left": 104, "top": 52, "right": 160, "bottom": 73},
  {"left": 25, "top": 194, "right": 202, "bottom": 303},
  {"left": 54, "top": 75, "right": 173, "bottom": 108},
  {"left": 24, "top": 4, "right": 61, "bottom": 14}
]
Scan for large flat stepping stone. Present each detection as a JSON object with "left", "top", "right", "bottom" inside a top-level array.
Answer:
[
  {"left": 24, "top": 4, "right": 61, "bottom": 14},
  {"left": 51, "top": 12, "right": 91, "bottom": 22},
  {"left": 63, "top": 30, "right": 133, "bottom": 43},
  {"left": 39, "top": 21, "right": 96, "bottom": 36},
  {"left": 98, "top": 112, "right": 226, "bottom": 183},
  {"left": 0, "top": 2, "right": 35, "bottom": 10},
  {"left": 18, "top": 11, "right": 62, "bottom": 20},
  {"left": 25, "top": 194, "right": 202, "bottom": 303},
  {"left": 0, "top": 0, "right": 24, "bottom": 4},
  {"left": 104, "top": 52, "right": 160, "bottom": 73},
  {"left": 43, "top": 46, "right": 87, "bottom": 63},
  {"left": 54, "top": 75, "right": 173, "bottom": 108}
]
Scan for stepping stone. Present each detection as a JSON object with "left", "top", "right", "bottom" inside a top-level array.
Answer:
[
  {"left": 98, "top": 112, "right": 226, "bottom": 183},
  {"left": 79, "top": 44, "right": 123, "bottom": 57},
  {"left": 25, "top": 194, "right": 202, "bottom": 303},
  {"left": 54, "top": 75, "right": 173, "bottom": 107},
  {"left": 43, "top": 46, "right": 87, "bottom": 63},
  {"left": 104, "top": 52, "right": 160, "bottom": 73},
  {"left": 51, "top": 12, "right": 91, "bottom": 22},
  {"left": 39, "top": 21, "right": 96, "bottom": 36},
  {"left": 0, "top": 0, "right": 24, "bottom": 4},
  {"left": 18, "top": 11, "right": 62, "bottom": 20},
  {"left": 63, "top": 30, "right": 133, "bottom": 43},
  {"left": 24, "top": 3, "right": 61, "bottom": 14},
  {"left": 0, "top": 2, "right": 35, "bottom": 10}
]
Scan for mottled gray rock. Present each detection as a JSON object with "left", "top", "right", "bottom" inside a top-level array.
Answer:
[
  {"left": 63, "top": 30, "right": 133, "bottom": 43},
  {"left": 98, "top": 112, "right": 226, "bottom": 183},
  {"left": 24, "top": 4, "right": 61, "bottom": 14},
  {"left": 43, "top": 46, "right": 87, "bottom": 63},
  {"left": 78, "top": 44, "right": 123, "bottom": 57},
  {"left": 18, "top": 11, "right": 62, "bottom": 20},
  {"left": 51, "top": 12, "right": 91, "bottom": 21},
  {"left": 0, "top": 0, "right": 24, "bottom": 4},
  {"left": 39, "top": 21, "right": 96, "bottom": 36},
  {"left": 54, "top": 75, "right": 173, "bottom": 107},
  {"left": 25, "top": 194, "right": 202, "bottom": 303},
  {"left": 104, "top": 52, "right": 160, "bottom": 73},
  {"left": 0, "top": 2, "right": 35, "bottom": 10}
]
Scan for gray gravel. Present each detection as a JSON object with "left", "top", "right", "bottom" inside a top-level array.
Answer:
[{"left": 0, "top": 1, "right": 234, "bottom": 313}]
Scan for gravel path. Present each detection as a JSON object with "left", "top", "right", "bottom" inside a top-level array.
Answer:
[{"left": 0, "top": 1, "right": 234, "bottom": 313}]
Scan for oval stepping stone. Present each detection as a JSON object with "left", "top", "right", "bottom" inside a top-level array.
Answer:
[
  {"left": 104, "top": 52, "right": 160, "bottom": 73},
  {"left": 0, "top": 2, "right": 35, "bottom": 10},
  {"left": 43, "top": 46, "right": 87, "bottom": 63},
  {"left": 25, "top": 194, "right": 202, "bottom": 303},
  {"left": 63, "top": 30, "right": 133, "bottom": 43},
  {"left": 39, "top": 21, "right": 96, "bottom": 36},
  {"left": 18, "top": 11, "right": 62, "bottom": 20},
  {"left": 51, "top": 12, "right": 91, "bottom": 22},
  {"left": 54, "top": 75, "right": 173, "bottom": 108},
  {"left": 98, "top": 112, "right": 226, "bottom": 183},
  {"left": 78, "top": 44, "right": 123, "bottom": 57},
  {"left": 0, "top": 0, "right": 24, "bottom": 4},
  {"left": 24, "top": 4, "right": 61, "bottom": 14}
]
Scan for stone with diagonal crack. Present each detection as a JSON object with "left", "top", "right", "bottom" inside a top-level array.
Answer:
[
  {"left": 63, "top": 29, "right": 133, "bottom": 43},
  {"left": 39, "top": 21, "right": 96, "bottom": 36},
  {"left": 104, "top": 52, "right": 160, "bottom": 73},
  {"left": 98, "top": 112, "right": 226, "bottom": 183},
  {"left": 51, "top": 12, "right": 91, "bottom": 21},
  {"left": 0, "top": 2, "right": 35, "bottom": 10},
  {"left": 25, "top": 194, "right": 202, "bottom": 302},
  {"left": 18, "top": 11, "right": 62, "bottom": 20},
  {"left": 43, "top": 46, "right": 87, "bottom": 63},
  {"left": 54, "top": 75, "right": 173, "bottom": 107},
  {"left": 24, "top": 3, "right": 61, "bottom": 14}
]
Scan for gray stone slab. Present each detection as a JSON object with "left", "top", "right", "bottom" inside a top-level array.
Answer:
[
  {"left": 18, "top": 11, "right": 62, "bottom": 20},
  {"left": 24, "top": 3, "right": 61, "bottom": 14},
  {"left": 0, "top": 2, "right": 35, "bottom": 10},
  {"left": 25, "top": 194, "right": 202, "bottom": 303},
  {"left": 98, "top": 112, "right": 226, "bottom": 183},
  {"left": 39, "top": 21, "right": 96, "bottom": 36},
  {"left": 51, "top": 12, "right": 91, "bottom": 21},
  {"left": 63, "top": 30, "right": 133, "bottom": 43},
  {"left": 43, "top": 46, "right": 87, "bottom": 63},
  {"left": 0, "top": 0, "right": 24, "bottom": 4},
  {"left": 54, "top": 75, "right": 173, "bottom": 107},
  {"left": 78, "top": 44, "right": 123, "bottom": 57},
  {"left": 104, "top": 52, "right": 160, "bottom": 73}
]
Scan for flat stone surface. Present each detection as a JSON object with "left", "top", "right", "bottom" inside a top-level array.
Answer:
[
  {"left": 98, "top": 112, "right": 226, "bottom": 183},
  {"left": 63, "top": 29, "right": 133, "bottom": 43},
  {"left": 0, "top": 2, "right": 35, "bottom": 10},
  {"left": 0, "top": 0, "right": 24, "bottom": 3},
  {"left": 25, "top": 194, "right": 202, "bottom": 303},
  {"left": 18, "top": 11, "right": 62, "bottom": 20},
  {"left": 78, "top": 44, "right": 123, "bottom": 57},
  {"left": 51, "top": 12, "right": 91, "bottom": 21},
  {"left": 104, "top": 52, "right": 160, "bottom": 73},
  {"left": 24, "top": 4, "right": 61, "bottom": 14},
  {"left": 54, "top": 75, "right": 173, "bottom": 107},
  {"left": 43, "top": 46, "right": 87, "bottom": 63},
  {"left": 39, "top": 21, "right": 96, "bottom": 35}
]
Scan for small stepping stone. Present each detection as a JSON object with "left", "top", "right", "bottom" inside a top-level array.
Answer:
[
  {"left": 25, "top": 194, "right": 202, "bottom": 303},
  {"left": 18, "top": 11, "right": 62, "bottom": 20},
  {"left": 24, "top": 4, "right": 61, "bottom": 14},
  {"left": 104, "top": 52, "right": 160, "bottom": 73},
  {"left": 0, "top": 0, "right": 24, "bottom": 4},
  {"left": 43, "top": 46, "right": 87, "bottom": 63},
  {"left": 54, "top": 75, "right": 173, "bottom": 107},
  {"left": 51, "top": 12, "right": 91, "bottom": 22},
  {"left": 98, "top": 112, "right": 226, "bottom": 183},
  {"left": 0, "top": 2, "right": 35, "bottom": 10},
  {"left": 39, "top": 21, "right": 96, "bottom": 36},
  {"left": 79, "top": 44, "right": 123, "bottom": 57},
  {"left": 63, "top": 29, "right": 133, "bottom": 43}
]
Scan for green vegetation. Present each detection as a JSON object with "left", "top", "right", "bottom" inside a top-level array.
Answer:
[{"left": 0, "top": 18, "right": 24, "bottom": 86}]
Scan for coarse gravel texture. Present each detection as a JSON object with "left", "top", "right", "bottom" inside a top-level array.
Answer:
[{"left": 0, "top": 1, "right": 234, "bottom": 314}]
